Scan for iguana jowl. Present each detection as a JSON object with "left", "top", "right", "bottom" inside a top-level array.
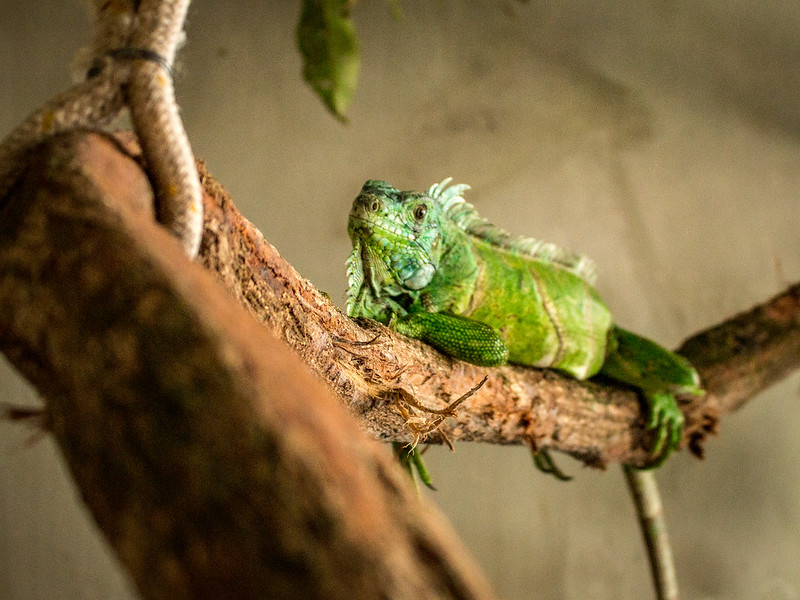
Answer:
[{"left": 346, "top": 178, "right": 702, "bottom": 465}]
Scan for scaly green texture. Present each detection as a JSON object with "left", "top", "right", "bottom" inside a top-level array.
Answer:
[
  {"left": 296, "top": 0, "right": 360, "bottom": 120},
  {"left": 346, "top": 179, "right": 703, "bottom": 466}
]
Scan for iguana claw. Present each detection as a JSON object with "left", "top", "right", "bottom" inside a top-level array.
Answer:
[
  {"left": 531, "top": 447, "right": 573, "bottom": 481},
  {"left": 393, "top": 442, "right": 436, "bottom": 490},
  {"left": 643, "top": 391, "right": 684, "bottom": 469}
]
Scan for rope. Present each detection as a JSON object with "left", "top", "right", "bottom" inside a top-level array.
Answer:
[
  {"left": 127, "top": 0, "right": 202, "bottom": 257},
  {"left": 0, "top": 0, "right": 202, "bottom": 258}
]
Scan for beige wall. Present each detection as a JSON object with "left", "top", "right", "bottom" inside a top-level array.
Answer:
[{"left": 2, "top": 2, "right": 799, "bottom": 598}]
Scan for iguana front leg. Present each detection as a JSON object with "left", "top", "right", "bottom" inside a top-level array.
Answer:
[
  {"left": 387, "top": 312, "right": 506, "bottom": 488},
  {"left": 393, "top": 311, "right": 509, "bottom": 367},
  {"left": 393, "top": 312, "right": 572, "bottom": 481}
]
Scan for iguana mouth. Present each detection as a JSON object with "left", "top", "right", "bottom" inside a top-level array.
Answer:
[
  {"left": 349, "top": 214, "right": 430, "bottom": 261},
  {"left": 350, "top": 215, "right": 435, "bottom": 292},
  {"left": 348, "top": 214, "right": 415, "bottom": 240}
]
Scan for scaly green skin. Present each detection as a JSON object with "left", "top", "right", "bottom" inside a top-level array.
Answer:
[{"left": 346, "top": 179, "right": 703, "bottom": 468}]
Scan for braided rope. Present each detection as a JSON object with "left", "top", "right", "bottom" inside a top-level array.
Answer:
[
  {"left": 128, "top": 0, "right": 202, "bottom": 258},
  {"left": 0, "top": 70, "right": 125, "bottom": 196},
  {"left": 0, "top": 0, "right": 202, "bottom": 258},
  {"left": 90, "top": 0, "right": 137, "bottom": 56}
]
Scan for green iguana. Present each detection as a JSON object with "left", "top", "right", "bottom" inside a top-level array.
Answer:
[{"left": 345, "top": 178, "right": 703, "bottom": 473}]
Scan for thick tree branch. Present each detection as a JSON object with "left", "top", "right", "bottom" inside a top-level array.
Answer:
[
  {"left": 2, "top": 131, "right": 799, "bottom": 599},
  {"left": 195, "top": 146, "right": 800, "bottom": 468},
  {"left": 0, "top": 132, "right": 496, "bottom": 600}
]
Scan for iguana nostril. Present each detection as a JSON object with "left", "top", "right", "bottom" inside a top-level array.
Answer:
[{"left": 369, "top": 199, "right": 381, "bottom": 212}]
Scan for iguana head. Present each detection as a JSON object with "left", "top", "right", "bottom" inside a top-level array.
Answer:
[{"left": 347, "top": 180, "right": 445, "bottom": 309}]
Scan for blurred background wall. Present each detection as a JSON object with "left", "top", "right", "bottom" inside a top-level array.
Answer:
[{"left": 1, "top": 2, "right": 799, "bottom": 598}]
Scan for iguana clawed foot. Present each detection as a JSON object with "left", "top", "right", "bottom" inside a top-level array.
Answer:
[
  {"left": 531, "top": 390, "right": 688, "bottom": 476},
  {"left": 393, "top": 442, "right": 436, "bottom": 490},
  {"left": 642, "top": 391, "right": 684, "bottom": 469},
  {"left": 531, "top": 447, "right": 573, "bottom": 481}
]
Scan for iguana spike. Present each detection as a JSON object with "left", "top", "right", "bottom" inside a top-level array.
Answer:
[
  {"left": 345, "top": 240, "right": 363, "bottom": 316},
  {"left": 426, "top": 178, "right": 449, "bottom": 198},
  {"left": 426, "top": 179, "right": 598, "bottom": 285},
  {"left": 428, "top": 177, "right": 471, "bottom": 203}
]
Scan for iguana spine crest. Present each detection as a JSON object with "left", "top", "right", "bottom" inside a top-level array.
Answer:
[{"left": 427, "top": 178, "right": 598, "bottom": 285}]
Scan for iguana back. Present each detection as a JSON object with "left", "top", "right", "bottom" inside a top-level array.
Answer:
[{"left": 427, "top": 179, "right": 598, "bottom": 285}]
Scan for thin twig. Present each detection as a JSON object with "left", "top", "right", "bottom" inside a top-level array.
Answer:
[
  {"left": 395, "top": 376, "right": 488, "bottom": 449},
  {"left": 623, "top": 466, "right": 679, "bottom": 600},
  {"left": 331, "top": 332, "right": 383, "bottom": 347},
  {"left": 398, "top": 376, "right": 488, "bottom": 416}
]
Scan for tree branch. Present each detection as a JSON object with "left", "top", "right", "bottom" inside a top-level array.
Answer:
[
  {"left": 0, "top": 132, "right": 496, "bottom": 600},
  {"left": 2, "top": 131, "right": 799, "bottom": 598},
  {"left": 195, "top": 146, "right": 800, "bottom": 468}
]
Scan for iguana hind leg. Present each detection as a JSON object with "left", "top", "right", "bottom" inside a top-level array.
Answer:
[{"left": 600, "top": 326, "right": 702, "bottom": 467}]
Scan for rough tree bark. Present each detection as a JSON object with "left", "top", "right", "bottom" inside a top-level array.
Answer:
[
  {"left": 0, "top": 132, "right": 496, "bottom": 600},
  {"left": 2, "top": 131, "right": 799, "bottom": 599},
  {"left": 195, "top": 142, "right": 800, "bottom": 467}
]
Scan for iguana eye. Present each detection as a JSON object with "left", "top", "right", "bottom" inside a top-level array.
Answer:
[{"left": 413, "top": 204, "right": 428, "bottom": 221}]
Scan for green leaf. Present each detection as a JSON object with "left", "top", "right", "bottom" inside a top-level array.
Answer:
[{"left": 296, "top": 0, "right": 360, "bottom": 121}]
